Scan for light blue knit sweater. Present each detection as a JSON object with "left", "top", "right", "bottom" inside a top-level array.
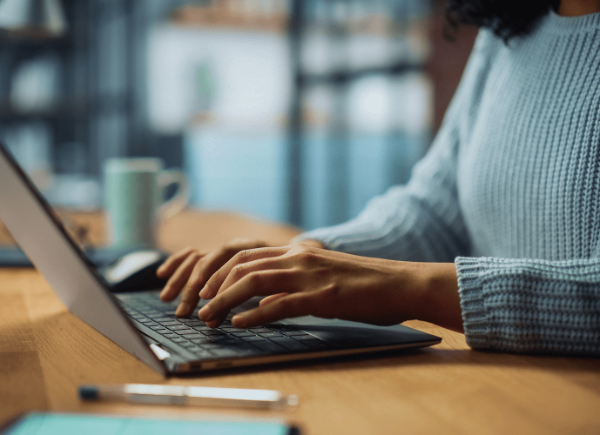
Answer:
[{"left": 298, "top": 11, "right": 600, "bottom": 355}]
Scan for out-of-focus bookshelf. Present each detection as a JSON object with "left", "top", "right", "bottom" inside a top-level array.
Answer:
[
  {"left": 161, "top": 0, "right": 434, "bottom": 229},
  {"left": 0, "top": 0, "right": 187, "bottom": 208},
  {"left": 171, "top": 0, "right": 288, "bottom": 32}
]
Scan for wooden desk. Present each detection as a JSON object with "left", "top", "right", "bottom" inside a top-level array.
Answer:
[{"left": 1, "top": 209, "right": 600, "bottom": 434}]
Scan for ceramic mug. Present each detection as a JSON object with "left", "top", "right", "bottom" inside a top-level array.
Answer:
[{"left": 104, "top": 158, "right": 188, "bottom": 248}]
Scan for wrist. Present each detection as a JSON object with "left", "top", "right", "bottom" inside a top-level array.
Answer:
[{"left": 418, "top": 263, "right": 463, "bottom": 332}]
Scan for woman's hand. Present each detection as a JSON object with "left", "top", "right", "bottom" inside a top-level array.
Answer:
[
  {"left": 196, "top": 244, "right": 464, "bottom": 332},
  {"left": 156, "top": 238, "right": 324, "bottom": 317},
  {"left": 157, "top": 239, "right": 272, "bottom": 317}
]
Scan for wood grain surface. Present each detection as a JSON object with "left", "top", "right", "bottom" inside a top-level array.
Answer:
[{"left": 1, "top": 209, "right": 599, "bottom": 435}]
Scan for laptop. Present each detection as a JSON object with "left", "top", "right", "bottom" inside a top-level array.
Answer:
[{"left": 0, "top": 142, "right": 441, "bottom": 375}]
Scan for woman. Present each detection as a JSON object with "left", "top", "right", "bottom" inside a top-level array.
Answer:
[{"left": 158, "top": 0, "right": 600, "bottom": 355}]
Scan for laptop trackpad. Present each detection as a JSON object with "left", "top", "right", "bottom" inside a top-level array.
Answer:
[{"left": 281, "top": 316, "right": 437, "bottom": 346}]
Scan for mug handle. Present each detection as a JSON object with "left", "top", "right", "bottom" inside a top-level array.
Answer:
[{"left": 157, "top": 169, "right": 188, "bottom": 220}]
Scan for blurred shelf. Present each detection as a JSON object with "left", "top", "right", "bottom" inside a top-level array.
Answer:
[
  {"left": 0, "top": 104, "right": 84, "bottom": 121},
  {"left": 298, "top": 62, "right": 425, "bottom": 86},
  {"left": 0, "top": 94, "right": 132, "bottom": 121},
  {"left": 0, "top": 30, "right": 74, "bottom": 49},
  {"left": 170, "top": 3, "right": 288, "bottom": 33}
]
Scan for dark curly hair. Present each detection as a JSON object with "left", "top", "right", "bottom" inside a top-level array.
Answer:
[{"left": 445, "top": 0, "right": 560, "bottom": 41}]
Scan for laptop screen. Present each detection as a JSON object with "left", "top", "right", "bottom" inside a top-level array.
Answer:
[{"left": 0, "top": 143, "right": 165, "bottom": 375}]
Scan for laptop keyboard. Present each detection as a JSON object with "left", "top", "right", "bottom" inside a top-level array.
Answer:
[{"left": 117, "top": 292, "right": 330, "bottom": 360}]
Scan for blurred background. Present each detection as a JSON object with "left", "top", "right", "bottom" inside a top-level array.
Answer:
[{"left": 0, "top": 0, "right": 476, "bottom": 231}]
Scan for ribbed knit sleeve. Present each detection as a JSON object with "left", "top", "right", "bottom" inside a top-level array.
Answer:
[
  {"left": 296, "top": 31, "right": 499, "bottom": 262},
  {"left": 456, "top": 257, "right": 600, "bottom": 355}
]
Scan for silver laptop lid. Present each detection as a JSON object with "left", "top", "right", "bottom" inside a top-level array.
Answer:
[{"left": 0, "top": 143, "right": 166, "bottom": 376}]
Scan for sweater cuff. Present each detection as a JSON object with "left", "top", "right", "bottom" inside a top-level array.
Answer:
[{"left": 455, "top": 257, "right": 491, "bottom": 349}]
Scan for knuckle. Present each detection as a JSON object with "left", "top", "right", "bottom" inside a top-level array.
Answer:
[
  {"left": 231, "top": 264, "right": 247, "bottom": 281},
  {"left": 178, "top": 247, "right": 194, "bottom": 255},
  {"left": 295, "top": 249, "right": 317, "bottom": 265},
  {"left": 232, "top": 249, "right": 252, "bottom": 264},
  {"left": 245, "top": 271, "right": 262, "bottom": 287}
]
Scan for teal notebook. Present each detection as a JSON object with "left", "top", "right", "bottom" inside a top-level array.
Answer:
[{"left": 3, "top": 413, "right": 298, "bottom": 435}]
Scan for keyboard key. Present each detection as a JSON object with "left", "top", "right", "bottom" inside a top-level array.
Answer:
[
  {"left": 201, "top": 331, "right": 229, "bottom": 337},
  {"left": 139, "top": 311, "right": 161, "bottom": 317},
  {"left": 247, "top": 328, "right": 271, "bottom": 334},
  {"left": 167, "top": 325, "right": 190, "bottom": 331},
  {"left": 171, "top": 337, "right": 189, "bottom": 344},
  {"left": 210, "top": 335, "right": 241, "bottom": 343},
  {"left": 177, "top": 331, "right": 203, "bottom": 337},
  {"left": 178, "top": 318, "right": 199, "bottom": 324},
  {"left": 152, "top": 328, "right": 170, "bottom": 334},
  {"left": 190, "top": 338, "right": 213, "bottom": 344},
  {"left": 221, "top": 327, "right": 248, "bottom": 332},
  {"left": 138, "top": 318, "right": 155, "bottom": 324},
  {"left": 282, "top": 331, "right": 310, "bottom": 337},
  {"left": 192, "top": 326, "right": 214, "bottom": 332},
  {"left": 186, "top": 321, "right": 204, "bottom": 327},
  {"left": 241, "top": 336, "right": 267, "bottom": 342},
  {"left": 153, "top": 317, "right": 172, "bottom": 323},
  {"left": 161, "top": 321, "right": 183, "bottom": 327},
  {"left": 258, "top": 332, "right": 283, "bottom": 338},
  {"left": 163, "top": 333, "right": 179, "bottom": 339},
  {"left": 267, "top": 325, "right": 299, "bottom": 332},
  {"left": 231, "top": 332, "right": 256, "bottom": 337}
]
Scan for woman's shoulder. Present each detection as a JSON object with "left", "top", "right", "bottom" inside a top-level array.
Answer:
[{"left": 471, "top": 28, "right": 504, "bottom": 59}]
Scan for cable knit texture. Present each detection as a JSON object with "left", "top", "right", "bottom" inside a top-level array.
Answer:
[{"left": 297, "top": 11, "right": 600, "bottom": 355}]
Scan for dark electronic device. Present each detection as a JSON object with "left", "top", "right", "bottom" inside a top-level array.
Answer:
[{"left": 100, "top": 250, "right": 169, "bottom": 292}]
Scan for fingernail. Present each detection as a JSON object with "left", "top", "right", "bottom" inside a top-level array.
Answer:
[
  {"left": 199, "top": 305, "right": 212, "bottom": 321},
  {"left": 159, "top": 287, "right": 169, "bottom": 299},
  {"left": 176, "top": 302, "right": 190, "bottom": 317},
  {"left": 232, "top": 314, "right": 246, "bottom": 328},
  {"left": 199, "top": 286, "right": 207, "bottom": 299}
]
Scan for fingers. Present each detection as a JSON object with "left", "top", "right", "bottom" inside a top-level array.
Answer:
[
  {"left": 231, "top": 292, "right": 316, "bottom": 328},
  {"left": 160, "top": 251, "right": 202, "bottom": 302},
  {"left": 259, "top": 293, "right": 289, "bottom": 306},
  {"left": 200, "top": 246, "right": 291, "bottom": 299},
  {"left": 199, "top": 269, "right": 297, "bottom": 324},
  {"left": 171, "top": 248, "right": 242, "bottom": 316},
  {"left": 174, "top": 247, "right": 243, "bottom": 316},
  {"left": 156, "top": 247, "right": 198, "bottom": 279}
]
